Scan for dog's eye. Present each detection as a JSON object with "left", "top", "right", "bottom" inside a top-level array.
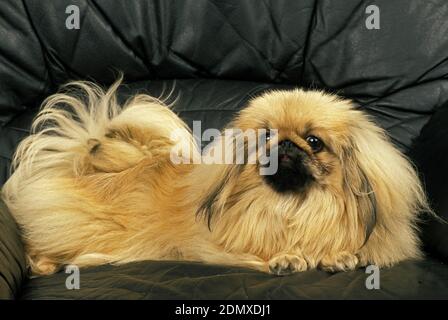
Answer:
[{"left": 306, "top": 135, "right": 324, "bottom": 153}]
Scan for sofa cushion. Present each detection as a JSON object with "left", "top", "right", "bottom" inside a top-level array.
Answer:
[{"left": 19, "top": 258, "right": 448, "bottom": 299}]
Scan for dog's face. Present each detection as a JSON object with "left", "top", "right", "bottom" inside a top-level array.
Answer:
[
  {"left": 231, "top": 90, "right": 356, "bottom": 195},
  {"left": 198, "top": 90, "right": 362, "bottom": 222}
]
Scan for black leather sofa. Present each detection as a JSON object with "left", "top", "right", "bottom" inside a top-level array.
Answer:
[{"left": 0, "top": 0, "right": 447, "bottom": 299}]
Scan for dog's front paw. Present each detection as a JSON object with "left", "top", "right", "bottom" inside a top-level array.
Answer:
[
  {"left": 268, "top": 253, "right": 308, "bottom": 276},
  {"left": 320, "top": 251, "right": 359, "bottom": 273}
]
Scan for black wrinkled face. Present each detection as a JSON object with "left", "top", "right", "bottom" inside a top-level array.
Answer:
[{"left": 263, "top": 139, "right": 314, "bottom": 193}]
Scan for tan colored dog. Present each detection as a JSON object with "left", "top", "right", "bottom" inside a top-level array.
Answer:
[{"left": 2, "top": 79, "right": 429, "bottom": 275}]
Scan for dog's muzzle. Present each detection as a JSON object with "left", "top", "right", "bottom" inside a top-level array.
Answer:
[{"left": 263, "top": 139, "right": 313, "bottom": 193}]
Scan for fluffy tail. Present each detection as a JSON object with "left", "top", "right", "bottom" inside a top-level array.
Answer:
[
  {"left": 3, "top": 77, "right": 194, "bottom": 196},
  {"left": 12, "top": 79, "right": 123, "bottom": 179}
]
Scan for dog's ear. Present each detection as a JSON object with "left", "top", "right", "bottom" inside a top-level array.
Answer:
[
  {"left": 342, "top": 148, "right": 377, "bottom": 246},
  {"left": 342, "top": 113, "right": 430, "bottom": 248},
  {"left": 196, "top": 163, "right": 244, "bottom": 230},
  {"left": 196, "top": 129, "right": 254, "bottom": 230}
]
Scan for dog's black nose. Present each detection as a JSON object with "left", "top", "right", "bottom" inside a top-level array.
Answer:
[{"left": 276, "top": 139, "right": 306, "bottom": 167}]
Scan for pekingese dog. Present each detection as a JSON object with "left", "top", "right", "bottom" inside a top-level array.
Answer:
[{"left": 1, "top": 79, "right": 430, "bottom": 276}]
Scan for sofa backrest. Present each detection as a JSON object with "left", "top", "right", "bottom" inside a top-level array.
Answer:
[{"left": 1, "top": 0, "right": 448, "bottom": 127}]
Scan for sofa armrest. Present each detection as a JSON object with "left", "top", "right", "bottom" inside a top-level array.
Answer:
[
  {"left": 0, "top": 195, "right": 27, "bottom": 299},
  {"left": 410, "top": 103, "right": 448, "bottom": 263}
]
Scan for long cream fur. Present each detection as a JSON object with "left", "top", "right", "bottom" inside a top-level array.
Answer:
[{"left": 1, "top": 79, "right": 430, "bottom": 275}]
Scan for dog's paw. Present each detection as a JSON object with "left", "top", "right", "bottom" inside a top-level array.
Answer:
[
  {"left": 320, "top": 251, "right": 359, "bottom": 273},
  {"left": 268, "top": 253, "right": 308, "bottom": 276},
  {"left": 32, "top": 257, "right": 59, "bottom": 275}
]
